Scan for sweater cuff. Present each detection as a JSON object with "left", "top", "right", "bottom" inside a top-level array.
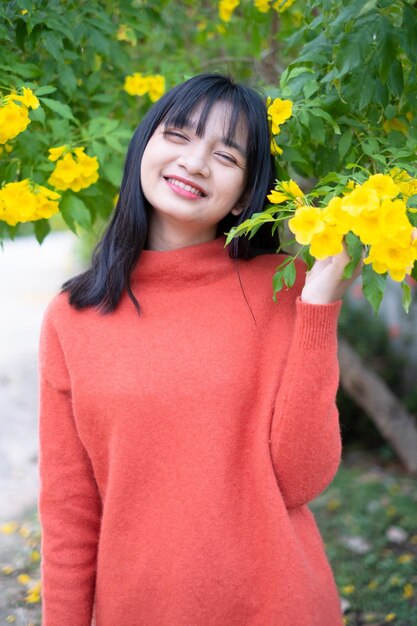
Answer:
[{"left": 294, "top": 296, "right": 342, "bottom": 349}]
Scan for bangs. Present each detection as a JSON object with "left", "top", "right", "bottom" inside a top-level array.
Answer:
[{"left": 162, "top": 84, "right": 248, "bottom": 154}]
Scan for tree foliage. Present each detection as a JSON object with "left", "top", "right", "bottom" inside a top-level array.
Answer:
[{"left": 1, "top": 0, "right": 416, "bottom": 278}]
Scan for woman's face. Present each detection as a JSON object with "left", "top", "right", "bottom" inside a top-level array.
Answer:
[{"left": 140, "top": 101, "right": 248, "bottom": 249}]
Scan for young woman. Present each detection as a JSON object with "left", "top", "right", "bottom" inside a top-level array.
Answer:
[{"left": 38, "top": 73, "right": 360, "bottom": 626}]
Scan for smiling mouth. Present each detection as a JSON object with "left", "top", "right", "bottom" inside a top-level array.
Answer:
[{"left": 164, "top": 177, "right": 207, "bottom": 197}]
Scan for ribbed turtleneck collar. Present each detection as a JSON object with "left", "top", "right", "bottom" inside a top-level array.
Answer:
[{"left": 131, "top": 234, "right": 237, "bottom": 288}]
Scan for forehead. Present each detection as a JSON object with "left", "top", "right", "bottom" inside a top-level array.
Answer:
[{"left": 163, "top": 99, "right": 248, "bottom": 150}]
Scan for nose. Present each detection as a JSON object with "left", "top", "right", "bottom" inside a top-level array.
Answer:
[{"left": 176, "top": 146, "right": 210, "bottom": 178}]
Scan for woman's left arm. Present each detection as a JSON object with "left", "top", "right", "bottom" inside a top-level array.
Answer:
[{"left": 270, "top": 247, "right": 362, "bottom": 509}]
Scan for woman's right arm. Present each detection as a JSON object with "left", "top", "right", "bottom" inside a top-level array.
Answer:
[{"left": 38, "top": 303, "right": 102, "bottom": 626}]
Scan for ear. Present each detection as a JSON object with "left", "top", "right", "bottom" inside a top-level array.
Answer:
[{"left": 230, "top": 190, "right": 249, "bottom": 216}]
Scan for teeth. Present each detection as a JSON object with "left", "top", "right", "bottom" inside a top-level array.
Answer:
[{"left": 166, "top": 178, "right": 204, "bottom": 196}]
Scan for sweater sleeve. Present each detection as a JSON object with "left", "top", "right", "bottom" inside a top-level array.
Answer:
[
  {"left": 38, "top": 302, "right": 101, "bottom": 626},
  {"left": 269, "top": 296, "right": 342, "bottom": 510}
]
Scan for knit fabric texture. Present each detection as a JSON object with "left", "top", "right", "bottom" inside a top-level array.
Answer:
[{"left": 38, "top": 234, "right": 343, "bottom": 626}]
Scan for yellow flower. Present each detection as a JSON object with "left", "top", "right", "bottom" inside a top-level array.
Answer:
[
  {"left": 389, "top": 168, "right": 417, "bottom": 200},
  {"left": 397, "top": 554, "right": 414, "bottom": 564},
  {"left": 267, "top": 179, "right": 303, "bottom": 204},
  {"left": 48, "top": 147, "right": 99, "bottom": 192},
  {"left": 124, "top": 73, "right": 149, "bottom": 96},
  {"left": 341, "top": 584, "right": 355, "bottom": 594},
  {"left": 288, "top": 205, "right": 325, "bottom": 245},
  {"left": 2, "top": 565, "right": 14, "bottom": 575},
  {"left": 116, "top": 24, "right": 137, "bottom": 45},
  {"left": 341, "top": 185, "right": 380, "bottom": 216},
  {"left": 270, "top": 137, "right": 282, "bottom": 155},
  {"left": 273, "top": 0, "right": 296, "bottom": 12},
  {"left": 267, "top": 98, "right": 293, "bottom": 135},
  {"left": 361, "top": 174, "right": 400, "bottom": 200},
  {"left": 30, "top": 550, "right": 41, "bottom": 562},
  {"left": 25, "top": 581, "right": 41, "bottom": 604},
  {"left": 147, "top": 75, "right": 165, "bottom": 102},
  {"left": 267, "top": 190, "right": 289, "bottom": 204},
  {"left": 282, "top": 180, "right": 303, "bottom": 198},
  {"left": 1, "top": 522, "right": 18, "bottom": 535},
  {"left": 310, "top": 225, "right": 344, "bottom": 259},
  {"left": 322, "top": 196, "right": 352, "bottom": 235},
  {"left": 48, "top": 145, "right": 68, "bottom": 162},
  {"left": 326, "top": 498, "right": 341, "bottom": 511},
  {"left": 0, "top": 100, "right": 31, "bottom": 144},
  {"left": 254, "top": 0, "right": 271, "bottom": 12},
  {"left": 0, "top": 179, "right": 60, "bottom": 225},
  {"left": 17, "top": 574, "right": 32, "bottom": 585},
  {"left": 383, "top": 117, "right": 409, "bottom": 136},
  {"left": 9, "top": 87, "right": 39, "bottom": 110},
  {"left": 367, "top": 580, "right": 378, "bottom": 589},
  {"left": 384, "top": 614, "right": 396, "bottom": 622},
  {"left": 5, "top": 616, "right": 16, "bottom": 623},
  {"left": 364, "top": 230, "right": 415, "bottom": 282},
  {"left": 403, "top": 583, "right": 414, "bottom": 599},
  {"left": 219, "top": 0, "right": 240, "bottom": 21}
]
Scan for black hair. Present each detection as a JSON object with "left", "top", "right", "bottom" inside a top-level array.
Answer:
[{"left": 62, "top": 73, "right": 278, "bottom": 315}]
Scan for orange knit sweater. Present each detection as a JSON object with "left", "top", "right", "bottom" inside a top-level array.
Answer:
[{"left": 38, "top": 234, "right": 343, "bottom": 626}]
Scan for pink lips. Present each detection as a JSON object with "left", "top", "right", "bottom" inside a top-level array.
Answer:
[{"left": 164, "top": 175, "right": 207, "bottom": 199}]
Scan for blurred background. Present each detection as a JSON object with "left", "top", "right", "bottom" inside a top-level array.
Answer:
[{"left": 1, "top": 1, "right": 417, "bottom": 624}]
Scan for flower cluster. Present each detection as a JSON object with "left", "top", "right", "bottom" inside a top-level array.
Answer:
[
  {"left": 123, "top": 73, "right": 166, "bottom": 102},
  {"left": 275, "top": 171, "right": 417, "bottom": 282},
  {"left": 0, "top": 87, "right": 39, "bottom": 144},
  {"left": 48, "top": 146, "right": 99, "bottom": 192},
  {"left": 267, "top": 97, "right": 293, "bottom": 155},
  {"left": 254, "top": 0, "right": 296, "bottom": 13},
  {"left": 0, "top": 179, "right": 60, "bottom": 226},
  {"left": 218, "top": 0, "right": 240, "bottom": 22}
]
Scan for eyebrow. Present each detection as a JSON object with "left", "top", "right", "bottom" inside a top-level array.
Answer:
[{"left": 167, "top": 119, "right": 247, "bottom": 159}]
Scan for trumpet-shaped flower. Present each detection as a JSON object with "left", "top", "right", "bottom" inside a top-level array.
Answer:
[
  {"left": 218, "top": 0, "right": 240, "bottom": 21},
  {"left": 267, "top": 179, "right": 304, "bottom": 204},
  {"left": 254, "top": 0, "right": 270, "bottom": 12},
  {"left": 0, "top": 180, "right": 60, "bottom": 226},
  {"left": 361, "top": 174, "right": 400, "bottom": 200},
  {"left": 48, "top": 147, "right": 99, "bottom": 192},
  {"left": 8, "top": 87, "right": 39, "bottom": 110},
  {"left": 389, "top": 168, "right": 417, "bottom": 200},
  {"left": 309, "top": 225, "right": 344, "bottom": 259},
  {"left": 124, "top": 73, "right": 165, "bottom": 101},
  {"left": 48, "top": 145, "right": 68, "bottom": 162},
  {"left": 322, "top": 196, "right": 352, "bottom": 235},
  {"left": 270, "top": 137, "right": 283, "bottom": 156},
  {"left": 341, "top": 185, "right": 380, "bottom": 216},
  {"left": 364, "top": 236, "right": 415, "bottom": 282},
  {"left": 288, "top": 205, "right": 325, "bottom": 245},
  {"left": 267, "top": 98, "right": 293, "bottom": 135},
  {"left": 0, "top": 100, "right": 30, "bottom": 144}
]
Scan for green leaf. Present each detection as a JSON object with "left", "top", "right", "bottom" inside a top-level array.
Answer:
[
  {"left": 34, "top": 85, "right": 57, "bottom": 96},
  {"left": 343, "top": 232, "right": 363, "bottom": 279},
  {"left": 59, "top": 64, "right": 77, "bottom": 96},
  {"left": 338, "top": 129, "right": 353, "bottom": 160},
  {"left": 361, "top": 264, "right": 387, "bottom": 315},
  {"left": 60, "top": 193, "right": 92, "bottom": 233},
  {"left": 42, "top": 31, "right": 63, "bottom": 61},
  {"left": 33, "top": 219, "right": 51, "bottom": 244},
  {"left": 40, "top": 97, "right": 75, "bottom": 120},
  {"left": 282, "top": 260, "right": 296, "bottom": 288},
  {"left": 29, "top": 105, "right": 45, "bottom": 125},
  {"left": 401, "top": 282, "right": 412, "bottom": 314}
]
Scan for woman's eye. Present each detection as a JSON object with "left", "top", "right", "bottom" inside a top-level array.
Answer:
[
  {"left": 216, "top": 152, "right": 238, "bottom": 165},
  {"left": 163, "top": 130, "right": 188, "bottom": 141}
]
